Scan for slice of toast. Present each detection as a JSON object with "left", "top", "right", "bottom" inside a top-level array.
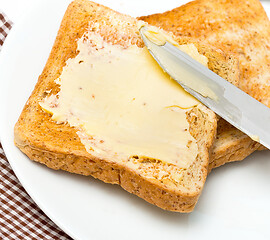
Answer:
[
  {"left": 139, "top": 0, "right": 269, "bottom": 170},
  {"left": 14, "top": 0, "right": 239, "bottom": 212}
]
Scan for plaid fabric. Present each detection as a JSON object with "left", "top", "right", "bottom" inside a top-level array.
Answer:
[
  {"left": 0, "top": 12, "right": 12, "bottom": 50},
  {"left": 0, "top": 12, "right": 72, "bottom": 240}
]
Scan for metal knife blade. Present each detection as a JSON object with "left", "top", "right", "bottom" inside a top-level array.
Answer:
[{"left": 140, "top": 26, "right": 270, "bottom": 149}]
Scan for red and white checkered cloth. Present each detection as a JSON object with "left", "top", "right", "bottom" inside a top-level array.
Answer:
[{"left": 0, "top": 12, "right": 72, "bottom": 240}]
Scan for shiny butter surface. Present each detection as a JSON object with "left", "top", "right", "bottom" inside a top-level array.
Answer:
[{"left": 40, "top": 31, "right": 207, "bottom": 168}]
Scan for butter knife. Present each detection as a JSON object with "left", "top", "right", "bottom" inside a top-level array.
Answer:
[{"left": 140, "top": 26, "right": 270, "bottom": 149}]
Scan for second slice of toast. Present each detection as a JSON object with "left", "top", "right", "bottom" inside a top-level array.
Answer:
[{"left": 139, "top": 0, "right": 268, "bottom": 170}]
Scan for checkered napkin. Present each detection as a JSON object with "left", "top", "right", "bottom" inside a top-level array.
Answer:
[
  {"left": 0, "top": 12, "right": 72, "bottom": 240},
  {"left": 0, "top": 12, "right": 12, "bottom": 50}
]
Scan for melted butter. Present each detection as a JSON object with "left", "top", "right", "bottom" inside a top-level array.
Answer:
[{"left": 40, "top": 31, "right": 208, "bottom": 168}]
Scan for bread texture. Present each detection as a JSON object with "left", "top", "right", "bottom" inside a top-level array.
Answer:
[
  {"left": 14, "top": 0, "right": 242, "bottom": 212},
  {"left": 139, "top": 0, "right": 269, "bottom": 169}
]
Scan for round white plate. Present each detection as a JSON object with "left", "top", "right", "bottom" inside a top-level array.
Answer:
[{"left": 1, "top": 1, "right": 270, "bottom": 239}]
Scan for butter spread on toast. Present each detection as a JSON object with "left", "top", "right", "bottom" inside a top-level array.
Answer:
[{"left": 40, "top": 31, "right": 208, "bottom": 168}]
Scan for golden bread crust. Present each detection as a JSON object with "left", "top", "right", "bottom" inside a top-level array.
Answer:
[{"left": 209, "top": 119, "right": 261, "bottom": 171}]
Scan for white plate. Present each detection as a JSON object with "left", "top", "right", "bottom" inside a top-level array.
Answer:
[{"left": 1, "top": 1, "right": 270, "bottom": 239}]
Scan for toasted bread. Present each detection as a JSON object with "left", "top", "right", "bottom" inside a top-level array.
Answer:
[
  {"left": 139, "top": 0, "right": 269, "bottom": 170},
  {"left": 14, "top": 0, "right": 240, "bottom": 212}
]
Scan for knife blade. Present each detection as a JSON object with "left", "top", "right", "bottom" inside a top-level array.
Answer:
[{"left": 140, "top": 26, "right": 270, "bottom": 150}]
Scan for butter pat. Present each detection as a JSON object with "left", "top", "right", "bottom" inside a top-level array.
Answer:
[
  {"left": 138, "top": 22, "right": 208, "bottom": 66},
  {"left": 139, "top": 23, "right": 217, "bottom": 100},
  {"left": 40, "top": 31, "right": 208, "bottom": 168},
  {"left": 249, "top": 135, "right": 260, "bottom": 142},
  {"left": 138, "top": 22, "right": 179, "bottom": 46}
]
